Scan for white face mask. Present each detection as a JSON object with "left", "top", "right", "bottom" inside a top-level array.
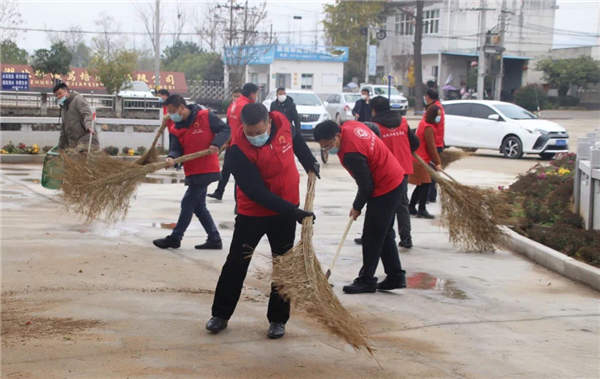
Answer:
[
  {"left": 361, "top": 95, "right": 367, "bottom": 100},
  {"left": 277, "top": 95, "right": 287, "bottom": 103}
]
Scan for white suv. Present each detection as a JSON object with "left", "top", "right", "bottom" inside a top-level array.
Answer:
[
  {"left": 262, "top": 89, "right": 330, "bottom": 136},
  {"left": 361, "top": 85, "right": 409, "bottom": 115},
  {"left": 443, "top": 100, "right": 569, "bottom": 159}
]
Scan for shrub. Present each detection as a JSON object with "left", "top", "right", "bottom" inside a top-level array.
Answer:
[
  {"left": 514, "top": 84, "right": 548, "bottom": 112},
  {"left": 136, "top": 146, "right": 147, "bottom": 156},
  {"left": 1, "top": 142, "right": 40, "bottom": 154},
  {"left": 103, "top": 146, "right": 119, "bottom": 156},
  {"left": 122, "top": 146, "right": 131, "bottom": 155},
  {"left": 559, "top": 95, "right": 580, "bottom": 107}
]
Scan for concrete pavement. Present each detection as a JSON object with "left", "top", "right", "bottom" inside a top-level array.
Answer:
[{"left": 1, "top": 157, "right": 599, "bottom": 378}]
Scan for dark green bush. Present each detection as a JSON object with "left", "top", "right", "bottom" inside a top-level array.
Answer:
[
  {"left": 559, "top": 95, "right": 580, "bottom": 107},
  {"left": 104, "top": 146, "right": 119, "bottom": 156},
  {"left": 514, "top": 84, "right": 548, "bottom": 112}
]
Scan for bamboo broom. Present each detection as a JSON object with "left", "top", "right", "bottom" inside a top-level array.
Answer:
[
  {"left": 61, "top": 148, "right": 214, "bottom": 224},
  {"left": 413, "top": 153, "right": 510, "bottom": 252},
  {"left": 271, "top": 172, "right": 374, "bottom": 355},
  {"left": 135, "top": 114, "right": 171, "bottom": 165}
]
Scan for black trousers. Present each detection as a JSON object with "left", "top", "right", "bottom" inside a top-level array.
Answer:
[
  {"left": 410, "top": 183, "right": 431, "bottom": 212},
  {"left": 359, "top": 184, "right": 405, "bottom": 283},
  {"left": 214, "top": 149, "right": 232, "bottom": 195},
  {"left": 212, "top": 213, "right": 296, "bottom": 324},
  {"left": 428, "top": 147, "right": 444, "bottom": 201},
  {"left": 396, "top": 175, "right": 411, "bottom": 242}
]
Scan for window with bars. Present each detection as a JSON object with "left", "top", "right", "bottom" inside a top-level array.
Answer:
[
  {"left": 301, "top": 74, "right": 313, "bottom": 90},
  {"left": 394, "top": 12, "right": 414, "bottom": 36},
  {"left": 423, "top": 9, "right": 440, "bottom": 34}
]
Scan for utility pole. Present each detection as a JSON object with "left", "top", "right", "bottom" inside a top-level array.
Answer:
[
  {"left": 364, "top": 26, "right": 370, "bottom": 85},
  {"left": 229, "top": 0, "right": 234, "bottom": 47},
  {"left": 413, "top": 1, "right": 425, "bottom": 114},
  {"left": 494, "top": 0, "right": 507, "bottom": 100},
  {"left": 154, "top": 0, "right": 160, "bottom": 92},
  {"left": 477, "top": 0, "right": 487, "bottom": 100}
]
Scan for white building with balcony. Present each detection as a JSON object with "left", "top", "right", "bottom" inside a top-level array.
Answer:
[{"left": 376, "top": 0, "right": 557, "bottom": 97}]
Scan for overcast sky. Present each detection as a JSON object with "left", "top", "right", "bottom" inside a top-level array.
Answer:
[{"left": 9, "top": 0, "right": 600, "bottom": 54}]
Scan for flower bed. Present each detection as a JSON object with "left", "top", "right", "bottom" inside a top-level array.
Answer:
[
  {"left": 505, "top": 152, "right": 600, "bottom": 268},
  {"left": 1, "top": 141, "right": 41, "bottom": 155}
]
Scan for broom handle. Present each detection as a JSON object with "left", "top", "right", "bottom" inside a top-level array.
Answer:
[
  {"left": 440, "top": 170, "right": 458, "bottom": 183},
  {"left": 412, "top": 152, "right": 444, "bottom": 181},
  {"left": 149, "top": 115, "right": 170, "bottom": 150},
  {"left": 328, "top": 217, "right": 354, "bottom": 273}
]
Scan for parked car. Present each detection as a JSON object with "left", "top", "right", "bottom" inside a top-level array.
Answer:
[
  {"left": 442, "top": 100, "right": 569, "bottom": 159},
  {"left": 361, "top": 84, "right": 409, "bottom": 115},
  {"left": 262, "top": 89, "right": 330, "bottom": 137},
  {"left": 118, "top": 81, "right": 155, "bottom": 98},
  {"left": 324, "top": 93, "right": 362, "bottom": 124}
]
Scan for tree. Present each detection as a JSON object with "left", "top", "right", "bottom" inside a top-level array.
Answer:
[
  {"left": 47, "top": 25, "right": 92, "bottom": 68},
  {"left": 162, "top": 41, "right": 202, "bottom": 67},
  {"left": 31, "top": 42, "right": 72, "bottom": 79},
  {"left": 132, "top": 0, "right": 165, "bottom": 51},
  {"left": 537, "top": 56, "right": 600, "bottom": 97},
  {"left": 322, "top": 0, "right": 385, "bottom": 84},
  {"left": 89, "top": 49, "right": 139, "bottom": 94},
  {"left": 1, "top": 40, "right": 28, "bottom": 65},
  {"left": 0, "top": 0, "right": 23, "bottom": 41},
  {"left": 136, "top": 47, "right": 156, "bottom": 71},
  {"left": 92, "top": 13, "right": 126, "bottom": 57},
  {"left": 196, "top": 0, "right": 271, "bottom": 87},
  {"left": 164, "top": 51, "right": 224, "bottom": 82}
]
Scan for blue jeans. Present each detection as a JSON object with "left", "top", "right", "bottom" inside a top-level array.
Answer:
[{"left": 172, "top": 184, "right": 221, "bottom": 242}]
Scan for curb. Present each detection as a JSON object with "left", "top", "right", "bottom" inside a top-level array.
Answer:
[
  {"left": 0, "top": 154, "right": 46, "bottom": 164},
  {"left": 503, "top": 227, "right": 600, "bottom": 292}
]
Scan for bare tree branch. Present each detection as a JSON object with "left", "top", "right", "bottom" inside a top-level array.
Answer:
[
  {"left": 131, "top": 0, "right": 165, "bottom": 51},
  {"left": 0, "top": 0, "right": 24, "bottom": 41},
  {"left": 172, "top": 0, "right": 188, "bottom": 44}
]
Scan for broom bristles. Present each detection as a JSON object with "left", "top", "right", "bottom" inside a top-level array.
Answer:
[
  {"left": 60, "top": 148, "right": 212, "bottom": 224},
  {"left": 439, "top": 149, "right": 471, "bottom": 170},
  {"left": 270, "top": 172, "right": 374, "bottom": 354},
  {"left": 414, "top": 153, "right": 509, "bottom": 252},
  {"left": 135, "top": 115, "right": 170, "bottom": 165}
]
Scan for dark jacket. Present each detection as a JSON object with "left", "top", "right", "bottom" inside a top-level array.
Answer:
[
  {"left": 371, "top": 110, "right": 420, "bottom": 152},
  {"left": 352, "top": 99, "right": 372, "bottom": 122},
  {"left": 168, "top": 104, "right": 231, "bottom": 186},
  {"left": 270, "top": 97, "right": 301, "bottom": 134},
  {"left": 58, "top": 92, "right": 100, "bottom": 151}
]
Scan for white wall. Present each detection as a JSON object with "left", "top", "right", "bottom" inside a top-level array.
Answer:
[{"left": 267, "top": 60, "right": 344, "bottom": 95}]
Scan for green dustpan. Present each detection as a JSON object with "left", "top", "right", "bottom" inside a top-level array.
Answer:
[{"left": 41, "top": 146, "right": 64, "bottom": 190}]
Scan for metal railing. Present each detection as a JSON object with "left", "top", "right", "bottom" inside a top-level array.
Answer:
[
  {"left": 123, "top": 96, "right": 161, "bottom": 111},
  {"left": 574, "top": 129, "right": 600, "bottom": 230},
  {"left": 0, "top": 91, "right": 44, "bottom": 107}
]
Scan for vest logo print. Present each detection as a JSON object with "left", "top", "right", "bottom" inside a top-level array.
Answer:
[
  {"left": 192, "top": 122, "right": 203, "bottom": 134},
  {"left": 354, "top": 127, "right": 371, "bottom": 139},
  {"left": 278, "top": 135, "right": 286, "bottom": 144}
]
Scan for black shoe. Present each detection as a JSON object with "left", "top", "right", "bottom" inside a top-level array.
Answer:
[
  {"left": 207, "top": 192, "right": 223, "bottom": 200},
  {"left": 409, "top": 207, "right": 418, "bottom": 216},
  {"left": 206, "top": 317, "right": 228, "bottom": 333},
  {"left": 153, "top": 235, "right": 181, "bottom": 249},
  {"left": 195, "top": 240, "right": 223, "bottom": 250},
  {"left": 429, "top": 199, "right": 437, "bottom": 204},
  {"left": 417, "top": 210, "right": 435, "bottom": 219},
  {"left": 354, "top": 237, "right": 363, "bottom": 245},
  {"left": 377, "top": 275, "right": 407, "bottom": 291},
  {"left": 399, "top": 239, "right": 413, "bottom": 249},
  {"left": 268, "top": 322, "right": 285, "bottom": 339},
  {"left": 342, "top": 278, "right": 377, "bottom": 294}
]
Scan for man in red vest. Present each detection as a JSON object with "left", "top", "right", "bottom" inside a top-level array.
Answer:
[
  {"left": 424, "top": 89, "right": 445, "bottom": 203},
  {"left": 208, "top": 88, "right": 242, "bottom": 200},
  {"left": 369, "top": 96, "right": 420, "bottom": 249},
  {"left": 314, "top": 120, "right": 407, "bottom": 294},
  {"left": 206, "top": 103, "right": 319, "bottom": 340},
  {"left": 152, "top": 95, "right": 230, "bottom": 250}
]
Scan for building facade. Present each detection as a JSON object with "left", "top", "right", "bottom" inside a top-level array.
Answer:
[
  {"left": 376, "top": 0, "right": 557, "bottom": 95},
  {"left": 224, "top": 44, "right": 349, "bottom": 96}
]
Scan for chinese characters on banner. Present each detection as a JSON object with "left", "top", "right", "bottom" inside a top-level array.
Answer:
[{"left": 0, "top": 64, "right": 188, "bottom": 94}]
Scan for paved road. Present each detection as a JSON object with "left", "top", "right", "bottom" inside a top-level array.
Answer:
[{"left": 2, "top": 154, "right": 599, "bottom": 378}]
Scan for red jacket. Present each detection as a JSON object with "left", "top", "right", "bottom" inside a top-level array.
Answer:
[
  {"left": 233, "top": 111, "right": 300, "bottom": 217},
  {"left": 338, "top": 122, "right": 405, "bottom": 197},
  {"left": 170, "top": 109, "right": 220, "bottom": 177},
  {"left": 228, "top": 95, "right": 254, "bottom": 142},
  {"left": 432, "top": 100, "right": 445, "bottom": 148},
  {"left": 414, "top": 119, "right": 435, "bottom": 164},
  {"left": 162, "top": 105, "right": 175, "bottom": 133},
  {"left": 376, "top": 117, "right": 413, "bottom": 175}
]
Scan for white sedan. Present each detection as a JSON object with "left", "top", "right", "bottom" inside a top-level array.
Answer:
[{"left": 442, "top": 100, "right": 569, "bottom": 159}]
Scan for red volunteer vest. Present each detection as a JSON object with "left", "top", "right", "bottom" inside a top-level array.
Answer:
[
  {"left": 338, "top": 122, "right": 405, "bottom": 198},
  {"left": 162, "top": 105, "right": 175, "bottom": 133},
  {"left": 228, "top": 95, "right": 253, "bottom": 142},
  {"left": 432, "top": 100, "right": 445, "bottom": 148},
  {"left": 233, "top": 111, "right": 300, "bottom": 217},
  {"left": 170, "top": 109, "right": 220, "bottom": 177},
  {"left": 414, "top": 119, "right": 435, "bottom": 164},
  {"left": 376, "top": 117, "right": 413, "bottom": 175}
]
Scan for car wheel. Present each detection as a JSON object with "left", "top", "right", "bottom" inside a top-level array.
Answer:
[
  {"left": 461, "top": 148, "right": 478, "bottom": 153},
  {"left": 539, "top": 153, "right": 555, "bottom": 160},
  {"left": 335, "top": 113, "right": 342, "bottom": 125},
  {"left": 320, "top": 148, "right": 329, "bottom": 164},
  {"left": 501, "top": 136, "right": 524, "bottom": 159}
]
